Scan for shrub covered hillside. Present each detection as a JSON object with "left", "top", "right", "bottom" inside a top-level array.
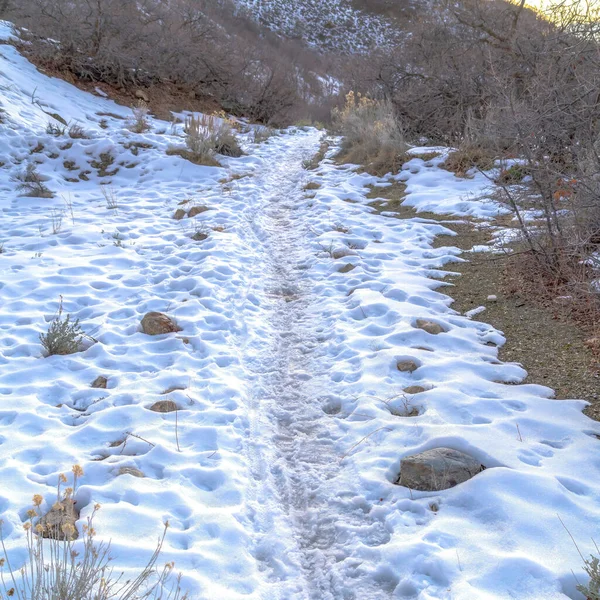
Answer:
[
  {"left": 341, "top": 0, "right": 600, "bottom": 326},
  {"left": 233, "top": 0, "right": 401, "bottom": 53},
  {"left": 1, "top": 0, "right": 334, "bottom": 125}
]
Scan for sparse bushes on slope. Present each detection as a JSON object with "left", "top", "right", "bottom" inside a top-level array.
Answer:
[
  {"left": 342, "top": 0, "right": 600, "bottom": 315},
  {"left": 333, "top": 91, "right": 407, "bottom": 175},
  {"left": 7, "top": 0, "right": 328, "bottom": 125}
]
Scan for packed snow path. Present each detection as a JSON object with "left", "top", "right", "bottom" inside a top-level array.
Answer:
[
  {"left": 235, "top": 139, "right": 394, "bottom": 598},
  {"left": 1, "top": 34, "right": 600, "bottom": 599}
]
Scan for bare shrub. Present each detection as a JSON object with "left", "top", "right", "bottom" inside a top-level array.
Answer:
[
  {"left": 0, "top": 466, "right": 188, "bottom": 600},
  {"left": 129, "top": 100, "right": 151, "bottom": 133},
  {"left": 101, "top": 186, "right": 119, "bottom": 210},
  {"left": 8, "top": 0, "right": 327, "bottom": 125},
  {"left": 49, "top": 208, "right": 64, "bottom": 234},
  {"left": 333, "top": 91, "right": 407, "bottom": 175},
  {"left": 16, "top": 163, "right": 53, "bottom": 198},
  {"left": 184, "top": 115, "right": 215, "bottom": 157},
  {"left": 68, "top": 123, "right": 88, "bottom": 139},
  {"left": 341, "top": 0, "right": 600, "bottom": 311},
  {"left": 40, "top": 299, "right": 85, "bottom": 356}
]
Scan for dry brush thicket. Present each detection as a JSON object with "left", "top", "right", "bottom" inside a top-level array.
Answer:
[
  {"left": 3, "top": 0, "right": 331, "bottom": 125},
  {"left": 345, "top": 0, "right": 600, "bottom": 326}
]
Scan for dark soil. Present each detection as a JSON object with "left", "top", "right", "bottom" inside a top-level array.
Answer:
[{"left": 371, "top": 187, "right": 600, "bottom": 416}]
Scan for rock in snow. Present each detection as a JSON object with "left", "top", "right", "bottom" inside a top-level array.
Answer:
[
  {"left": 397, "top": 359, "right": 420, "bottom": 373},
  {"left": 141, "top": 312, "right": 180, "bottom": 335},
  {"left": 415, "top": 318, "right": 446, "bottom": 335},
  {"left": 397, "top": 447, "right": 485, "bottom": 491},
  {"left": 149, "top": 400, "right": 179, "bottom": 413},
  {"left": 403, "top": 385, "right": 427, "bottom": 394},
  {"left": 91, "top": 375, "right": 108, "bottom": 389}
]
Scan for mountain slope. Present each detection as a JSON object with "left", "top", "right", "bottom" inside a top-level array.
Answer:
[{"left": 234, "top": 0, "right": 401, "bottom": 53}]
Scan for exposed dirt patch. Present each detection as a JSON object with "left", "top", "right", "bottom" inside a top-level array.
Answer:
[
  {"left": 366, "top": 182, "right": 458, "bottom": 223},
  {"left": 440, "top": 224, "right": 600, "bottom": 412},
  {"left": 17, "top": 48, "right": 222, "bottom": 122},
  {"left": 374, "top": 191, "right": 600, "bottom": 415}
]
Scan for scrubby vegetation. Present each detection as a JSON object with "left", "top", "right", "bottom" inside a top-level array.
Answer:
[
  {"left": 4, "top": 0, "right": 331, "bottom": 125},
  {"left": 342, "top": 0, "right": 600, "bottom": 326},
  {"left": 332, "top": 92, "right": 407, "bottom": 175},
  {"left": 0, "top": 467, "right": 188, "bottom": 600},
  {"left": 39, "top": 299, "right": 87, "bottom": 356},
  {"left": 3, "top": 0, "right": 599, "bottom": 324}
]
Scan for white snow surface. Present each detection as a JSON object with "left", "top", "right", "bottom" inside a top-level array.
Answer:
[{"left": 1, "top": 40, "right": 600, "bottom": 600}]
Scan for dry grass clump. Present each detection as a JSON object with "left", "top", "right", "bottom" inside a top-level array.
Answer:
[
  {"left": 441, "top": 142, "right": 496, "bottom": 177},
  {"left": 251, "top": 126, "right": 275, "bottom": 144},
  {"left": 40, "top": 299, "right": 88, "bottom": 356},
  {"left": 15, "top": 163, "right": 54, "bottom": 198},
  {"left": 185, "top": 115, "right": 242, "bottom": 157},
  {"left": 129, "top": 100, "right": 151, "bottom": 133},
  {"left": 68, "top": 123, "right": 88, "bottom": 139},
  {"left": 168, "top": 115, "right": 242, "bottom": 166},
  {"left": 0, "top": 466, "right": 188, "bottom": 600},
  {"left": 333, "top": 91, "right": 408, "bottom": 176}
]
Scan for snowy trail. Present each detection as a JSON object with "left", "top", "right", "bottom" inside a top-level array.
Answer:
[{"left": 232, "top": 136, "right": 392, "bottom": 599}]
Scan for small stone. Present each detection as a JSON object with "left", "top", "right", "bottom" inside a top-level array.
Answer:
[
  {"left": 397, "top": 359, "right": 419, "bottom": 373},
  {"left": 149, "top": 400, "right": 179, "bottom": 413},
  {"left": 415, "top": 319, "right": 446, "bottom": 335},
  {"left": 39, "top": 498, "right": 79, "bottom": 540},
  {"left": 141, "top": 312, "right": 181, "bottom": 335},
  {"left": 397, "top": 447, "right": 485, "bottom": 491},
  {"left": 338, "top": 263, "right": 356, "bottom": 273},
  {"left": 554, "top": 295, "right": 573, "bottom": 305},
  {"left": 487, "top": 295, "right": 498, "bottom": 302},
  {"left": 188, "top": 205, "right": 210, "bottom": 218},
  {"left": 173, "top": 208, "right": 186, "bottom": 220},
  {"left": 135, "top": 89, "right": 149, "bottom": 102},
  {"left": 118, "top": 466, "right": 145, "bottom": 478},
  {"left": 91, "top": 376, "right": 108, "bottom": 389},
  {"left": 403, "top": 386, "right": 427, "bottom": 394},
  {"left": 332, "top": 249, "right": 354, "bottom": 259},
  {"left": 192, "top": 232, "right": 208, "bottom": 241}
]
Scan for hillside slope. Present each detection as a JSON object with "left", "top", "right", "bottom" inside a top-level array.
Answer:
[{"left": 234, "top": 0, "right": 401, "bottom": 53}]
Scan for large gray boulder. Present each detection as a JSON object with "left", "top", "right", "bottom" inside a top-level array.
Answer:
[{"left": 397, "top": 447, "right": 485, "bottom": 491}]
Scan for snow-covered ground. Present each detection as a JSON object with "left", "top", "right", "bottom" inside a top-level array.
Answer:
[{"left": 1, "top": 27, "right": 600, "bottom": 599}]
